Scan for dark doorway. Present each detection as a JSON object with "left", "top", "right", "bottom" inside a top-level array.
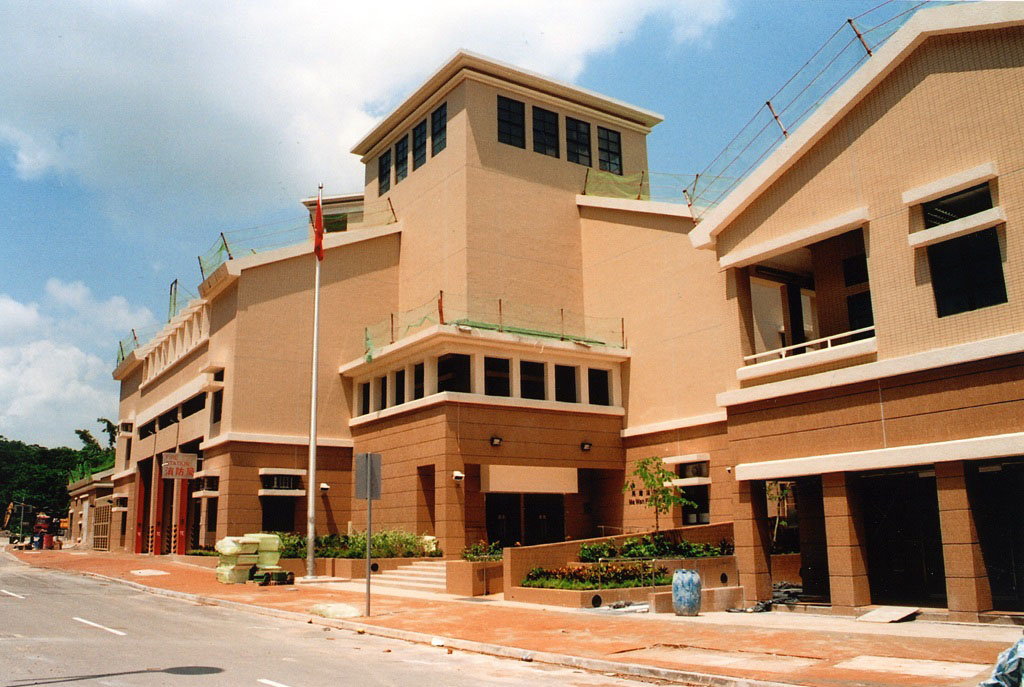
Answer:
[
  {"left": 261, "top": 496, "right": 296, "bottom": 532},
  {"left": 137, "top": 458, "right": 152, "bottom": 554},
  {"left": 971, "top": 459, "right": 1024, "bottom": 611},
  {"left": 417, "top": 465, "right": 436, "bottom": 536},
  {"left": 160, "top": 478, "right": 174, "bottom": 555},
  {"left": 485, "top": 493, "right": 565, "bottom": 547},
  {"left": 858, "top": 469, "right": 946, "bottom": 607},
  {"left": 794, "top": 476, "right": 830, "bottom": 601}
]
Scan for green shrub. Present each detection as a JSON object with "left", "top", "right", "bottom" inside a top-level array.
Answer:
[
  {"left": 578, "top": 539, "right": 617, "bottom": 562},
  {"left": 185, "top": 548, "right": 218, "bottom": 557},
  {"left": 269, "top": 529, "right": 438, "bottom": 559},
  {"left": 461, "top": 540, "right": 502, "bottom": 561},
  {"left": 522, "top": 561, "right": 670, "bottom": 590}
]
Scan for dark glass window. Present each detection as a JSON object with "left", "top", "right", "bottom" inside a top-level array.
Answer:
[
  {"left": 412, "top": 120, "right": 427, "bottom": 170},
  {"left": 181, "top": 393, "right": 206, "bottom": 419},
  {"left": 484, "top": 357, "right": 511, "bottom": 397},
  {"left": 158, "top": 408, "right": 178, "bottom": 429},
  {"left": 378, "top": 376, "right": 387, "bottom": 410},
  {"left": 927, "top": 228, "right": 1007, "bottom": 317},
  {"left": 431, "top": 103, "right": 447, "bottom": 156},
  {"left": 597, "top": 126, "right": 621, "bottom": 175},
  {"left": 588, "top": 368, "right": 610, "bottom": 406},
  {"left": 520, "top": 361, "right": 545, "bottom": 400},
  {"left": 843, "top": 254, "right": 869, "bottom": 287},
  {"left": 566, "top": 117, "right": 591, "bottom": 167},
  {"left": 413, "top": 363, "right": 425, "bottom": 399},
  {"left": 206, "top": 498, "right": 218, "bottom": 531},
  {"left": 213, "top": 369, "right": 225, "bottom": 382},
  {"left": 359, "top": 382, "right": 370, "bottom": 415},
  {"left": 437, "top": 354, "right": 471, "bottom": 393},
  {"left": 394, "top": 135, "right": 408, "bottom": 183},
  {"left": 139, "top": 420, "right": 156, "bottom": 439},
  {"left": 555, "top": 365, "right": 577, "bottom": 403},
  {"left": 324, "top": 214, "right": 347, "bottom": 234},
  {"left": 846, "top": 291, "right": 875, "bottom": 335},
  {"left": 497, "top": 95, "right": 525, "bottom": 148},
  {"left": 261, "top": 474, "right": 300, "bottom": 490},
  {"left": 923, "top": 183, "right": 992, "bottom": 228},
  {"left": 378, "top": 150, "right": 391, "bottom": 195},
  {"left": 394, "top": 369, "right": 405, "bottom": 405},
  {"left": 532, "top": 106, "right": 558, "bottom": 157},
  {"left": 211, "top": 391, "right": 223, "bottom": 424}
]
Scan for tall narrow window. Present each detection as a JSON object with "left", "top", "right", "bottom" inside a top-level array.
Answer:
[
  {"left": 431, "top": 103, "right": 447, "bottom": 156},
  {"left": 597, "top": 126, "right": 622, "bottom": 175},
  {"left": 484, "top": 357, "right": 511, "bottom": 397},
  {"left": 377, "top": 376, "right": 388, "bottom": 410},
  {"left": 359, "top": 382, "right": 370, "bottom": 415},
  {"left": 554, "top": 365, "right": 577, "bottom": 403},
  {"left": 520, "top": 361, "right": 545, "bottom": 400},
  {"left": 394, "top": 369, "right": 406, "bottom": 405},
  {"left": 211, "top": 391, "right": 223, "bottom": 424},
  {"left": 394, "top": 135, "right": 409, "bottom": 183},
  {"left": 412, "top": 120, "right": 427, "bottom": 170},
  {"left": 566, "top": 117, "right": 591, "bottom": 167},
  {"left": 437, "top": 354, "right": 471, "bottom": 393},
  {"left": 588, "top": 368, "right": 610, "bottom": 406},
  {"left": 532, "top": 106, "right": 558, "bottom": 158},
  {"left": 497, "top": 96, "right": 525, "bottom": 148},
  {"left": 378, "top": 149, "right": 391, "bottom": 195},
  {"left": 413, "top": 363, "right": 425, "bottom": 399}
]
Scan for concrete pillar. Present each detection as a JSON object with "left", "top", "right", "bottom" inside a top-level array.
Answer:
[
  {"left": 544, "top": 362, "right": 555, "bottom": 402},
  {"left": 734, "top": 479, "right": 772, "bottom": 603},
  {"left": 425, "top": 355, "right": 438, "bottom": 396},
  {"left": 822, "top": 472, "right": 871, "bottom": 613},
  {"left": 510, "top": 356, "right": 521, "bottom": 398},
  {"left": 404, "top": 364, "right": 415, "bottom": 402},
  {"left": 936, "top": 461, "right": 992, "bottom": 622},
  {"left": 795, "top": 476, "right": 830, "bottom": 599},
  {"left": 578, "top": 365, "right": 589, "bottom": 405},
  {"left": 471, "top": 353, "right": 485, "bottom": 395}
]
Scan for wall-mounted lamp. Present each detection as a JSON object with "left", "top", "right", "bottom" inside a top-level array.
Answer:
[
  {"left": 580, "top": 441, "right": 593, "bottom": 451},
  {"left": 490, "top": 436, "right": 503, "bottom": 447}
]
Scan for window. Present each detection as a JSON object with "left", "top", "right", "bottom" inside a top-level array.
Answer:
[
  {"left": 588, "top": 368, "right": 610, "bottom": 406},
  {"left": 922, "top": 183, "right": 1007, "bottom": 317},
  {"left": 394, "top": 135, "right": 409, "bottom": 183},
  {"left": 412, "top": 119, "right": 427, "bottom": 170},
  {"left": 378, "top": 149, "right": 391, "bottom": 195},
  {"left": 123, "top": 438, "right": 132, "bottom": 468},
  {"left": 437, "top": 354, "right": 471, "bottom": 393},
  {"left": 532, "top": 106, "right": 558, "bottom": 158},
  {"left": 201, "top": 475, "right": 219, "bottom": 492},
  {"left": 158, "top": 408, "right": 178, "bottom": 429},
  {"left": 394, "top": 369, "right": 405, "bottom": 405},
  {"left": 846, "top": 291, "right": 874, "bottom": 331},
  {"left": 213, "top": 369, "right": 225, "bottom": 382},
  {"left": 206, "top": 498, "right": 218, "bottom": 531},
  {"left": 431, "top": 103, "right": 447, "bottom": 156},
  {"left": 139, "top": 420, "right": 156, "bottom": 439},
  {"left": 597, "top": 126, "right": 621, "bottom": 175},
  {"left": 497, "top": 95, "right": 525, "bottom": 148},
  {"left": 555, "top": 365, "right": 577, "bottom": 403},
  {"left": 413, "top": 363, "right": 425, "bottom": 399},
  {"left": 484, "top": 357, "right": 510, "bottom": 397},
  {"left": 211, "top": 390, "right": 223, "bottom": 424},
  {"left": 359, "top": 382, "right": 370, "bottom": 415},
  {"left": 377, "top": 376, "right": 387, "bottom": 410},
  {"left": 261, "top": 474, "right": 300, "bottom": 490},
  {"left": 566, "top": 117, "right": 590, "bottom": 167},
  {"left": 181, "top": 393, "right": 206, "bottom": 419},
  {"left": 843, "top": 253, "right": 868, "bottom": 287},
  {"left": 520, "top": 361, "right": 545, "bottom": 400},
  {"left": 324, "top": 214, "right": 347, "bottom": 233}
]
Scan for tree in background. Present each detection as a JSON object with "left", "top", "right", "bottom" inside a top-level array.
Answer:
[
  {"left": 623, "top": 455, "right": 696, "bottom": 531},
  {"left": 97, "top": 418, "right": 117, "bottom": 450}
]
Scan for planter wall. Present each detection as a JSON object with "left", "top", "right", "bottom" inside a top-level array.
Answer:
[
  {"left": 446, "top": 560, "right": 504, "bottom": 596},
  {"left": 333, "top": 557, "right": 438, "bottom": 579},
  {"left": 572, "top": 556, "right": 737, "bottom": 589},
  {"left": 277, "top": 557, "right": 333, "bottom": 577},
  {"left": 174, "top": 554, "right": 220, "bottom": 569},
  {"left": 507, "top": 584, "right": 672, "bottom": 608}
]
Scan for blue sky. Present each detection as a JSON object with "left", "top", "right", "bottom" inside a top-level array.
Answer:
[{"left": 0, "top": 1, "right": 956, "bottom": 447}]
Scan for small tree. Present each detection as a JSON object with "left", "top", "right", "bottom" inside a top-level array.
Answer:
[{"left": 623, "top": 455, "right": 696, "bottom": 531}]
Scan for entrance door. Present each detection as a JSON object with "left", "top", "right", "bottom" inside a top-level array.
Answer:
[
  {"left": 972, "top": 459, "right": 1024, "bottom": 611},
  {"left": 92, "top": 504, "right": 111, "bottom": 551},
  {"left": 486, "top": 493, "right": 521, "bottom": 547},
  {"left": 858, "top": 469, "right": 946, "bottom": 607},
  {"left": 523, "top": 494, "right": 564, "bottom": 546},
  {"left": 261, "top": 496, "right": 296, "bottom": 532}
]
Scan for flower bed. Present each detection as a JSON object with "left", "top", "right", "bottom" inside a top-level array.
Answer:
[
  {"left": 271, "top": 530, "right": 442, "bottom": 559},
  {"left": 578, "top": 533, "right": 732, "bottom": 562},
  {"left": 522, "top": 561, "right": 669, "bottom": 590}
]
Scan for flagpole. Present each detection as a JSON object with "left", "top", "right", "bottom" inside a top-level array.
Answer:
[{"left": 305, "top": 183, "right": 324, "bottom": 579}]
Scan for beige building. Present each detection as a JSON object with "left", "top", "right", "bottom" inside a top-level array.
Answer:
[{"left": 85, "top": 2, "right": 1023, "bottom": 620}]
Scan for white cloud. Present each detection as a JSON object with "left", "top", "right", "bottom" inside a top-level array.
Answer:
[
  {"left": 0, "top": 282, "right": 156, "bottom": 446},
  {"left": 0, "top": 1, "right": 730, "bottom": 228}
]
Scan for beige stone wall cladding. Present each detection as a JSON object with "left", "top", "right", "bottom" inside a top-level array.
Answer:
[
  {"left": 718, "top": 27, "right": 1024, "bottom": 359},
  {"left": 580, "top": 207, "right": 738, "bottom": 427},
  {"left": 728, "top": 353, "right": 1024, "bottom": 465},
  {"left": 351, "top": 402, "right": 624, "bottom": 557},
  {"left": 231, "top": 234, "right": 400, "bottom": 435},
  {"left": 622, "top": 423, "right": 732, "bottom": 531}
]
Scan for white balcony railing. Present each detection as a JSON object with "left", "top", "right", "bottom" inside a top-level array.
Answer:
[{"left": 743, "top": 326, "right": 875, "bottom": 365}]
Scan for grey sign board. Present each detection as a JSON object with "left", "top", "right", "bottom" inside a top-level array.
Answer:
[{"left": 354, "top": 452, "right": 381, "bottom": 500}]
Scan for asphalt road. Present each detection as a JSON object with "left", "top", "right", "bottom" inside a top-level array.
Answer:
[{"left": 0, "top": 554, "right": 644, "bottom": 687}]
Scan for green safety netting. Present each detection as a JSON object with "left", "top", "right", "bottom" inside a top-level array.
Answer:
[
  {"left": 363, "top": 292, "right": 624, "bottom": 362},
  {"left": 583, "top": 170, "right": 695, "bottom": 205},
  {"left": 689, "top": 0, "right": 961, "bottom": 217},
  {"left": 116, "top": 325, "right": 162, "bottom": 365}
]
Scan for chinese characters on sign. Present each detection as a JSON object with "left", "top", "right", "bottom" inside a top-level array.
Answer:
[{"left": 161, "top": 452, "right": 198, "bottom": 479}]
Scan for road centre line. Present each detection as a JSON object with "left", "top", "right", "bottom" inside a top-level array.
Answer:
[
  {"left": 72, "top": 617, "right": 126, "bottom": 636},
  {"left": 257, "top": 680, "right": 293, "bottom": 687},
  {"left": 1, "top": 589, "right": 26, "bottom": 599}
]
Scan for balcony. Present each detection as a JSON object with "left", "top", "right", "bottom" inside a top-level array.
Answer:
[{"left": 739, "top": 327, "right": 876, "bottom": 382}]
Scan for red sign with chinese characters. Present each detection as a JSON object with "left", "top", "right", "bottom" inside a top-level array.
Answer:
[{"left": 161, "top": 452, "right": 198, "bottom": 479}]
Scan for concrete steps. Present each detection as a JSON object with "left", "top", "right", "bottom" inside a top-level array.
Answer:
[{"left": 370, "top": 560, "right": 447, "bottom": 592}]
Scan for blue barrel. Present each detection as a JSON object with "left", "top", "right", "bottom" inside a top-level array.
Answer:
[{"left": 672, "top": 568, "right": 702, "bottom": 616}]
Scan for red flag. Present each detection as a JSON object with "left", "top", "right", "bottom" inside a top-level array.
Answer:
[{"left": 313, "top": 186, "right": 324, "bottom": 261}]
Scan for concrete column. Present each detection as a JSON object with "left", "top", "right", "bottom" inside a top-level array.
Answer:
[
  {"left": 544, "top": 362, "right": 555, "bottom": 402},
  {"left": 578, "top": 365, "right": 589, "bottom": 405},
  {"left": 369, "top": 376, "right": 381, "bottom": 411},
  {"left": 404, "top": 364, "right": 415, "bottom": 402},
  {"left": 795, "top": 476, "right": 830, "bottom": 599},
  {"left": 386, "top": 371, "right": 397, "bottom": 408},
  {"left": 822, "top": 472, "right": 871, "bottom": 613},
  {"left": 510, "top": 356, "right": 521, "bottom": 398},
  {"left": 936, "top": 461, "right": 992, "bottom": 622},
  {"left": 471, "top": 353, "right": 485, "bottom": 395},
  {"left": 734, "top": 479, "right": 772, "bottom": 604},
  {"left": 198, "top": 496, "right": 209, "bottom": 545},
  {"left": 611, "top": 367, "right": 623, "bottom": 407},
  {"left": 425, "top": 355, "right": 438, "bottom": 396},
  {"left": 171, "top": 478, "right": 183, "bottom": 554}
]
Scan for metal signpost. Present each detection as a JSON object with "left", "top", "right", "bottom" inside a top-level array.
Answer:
[{"left": 354, "top": 452, "right": 381, "bottom": 616}]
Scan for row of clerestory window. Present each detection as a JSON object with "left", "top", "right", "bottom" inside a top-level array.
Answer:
[
  {"left": 378, "top": 102, "right": 447, "bottom": 196},
  {"left": 497, "top": 95, "right": 622, "bottom": 175}
]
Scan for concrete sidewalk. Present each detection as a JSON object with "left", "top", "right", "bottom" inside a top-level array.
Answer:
[{"left": 7, "top": 548, "right": 1017, "bottom": 687}]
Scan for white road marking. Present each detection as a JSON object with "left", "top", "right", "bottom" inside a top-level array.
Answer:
[
  {"left": 1, "top": 589, "right": 26, "bottom": 599},
  {"left": 257, "top": 679, "right": 293, "bottom": 687},
  {"left": 72, "top": 617, "right": 126, "bottom": 636}
]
